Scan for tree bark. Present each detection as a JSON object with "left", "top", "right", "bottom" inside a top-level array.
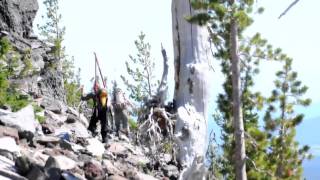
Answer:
[
  {"left": 171, "top": 0, "right": 212, "bottom": 179},
  {"left": 230, "top": 12, "right": 247, "bottom": 180}
]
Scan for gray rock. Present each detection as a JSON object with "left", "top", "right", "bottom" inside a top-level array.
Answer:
[
  {"left": 56, "top": 121, "right": 89, "bottom": 138},
  {"left": 26, "top": 166, "right": 46, "bottom": 180},
  {"left": 60, "top": 140, "right": 85, "bottom": 153},
  {"left": 86, "top": 138, "right": 105, "bottom": 157},
  {"left": 0, "top": 109, "right": 11, "bottom": 116},
  {"left": 35, "top": 136, "right": 60, "bottom": 147},
  {"left": 59, "top": 139, "right": 73, "bottom": 151},
  {"left": 67, "top": 107, "right": 89, "bottom": 127},
  {"left": 66, "top": 114, "right": 77, "bottom": 123},
  {"left": 126, "top": 154, "right": 150, "bottom": 167},
  {"left": 40, "top": 98, "right": 66, "bottom": 114},
  {"left": 0, "top": 125, "right": 19, "bottom": 143},
  {"left": 21, "top": 151, "right": 49, "bottom": 167},
  {"left": 162, "top": 165, "right": 179, "bottom": 179},
  {"left": 0, "top": 105, "right": 40, "bottom": 134},
  {"left": 107, "top": 175, "right": 128, "bottom": 180},
  {"left": 102, "top": 160, "right": 123, "bottom": 176},
  {"left": 107, "top": 143, "right": 127, "bottom": 156},
  {"left": 45, "top": 110, "right": 67, "bottom": 123},
  {"left": 135, "top": 172, "right": 159, "bottom": 180},
  {"left": 44, "top": 168, "right": 61, "bottom": 180},
  {"left": 38, "top": 70, "right": 66, "bottom": 103},
  {"left": 0, "top": 0, "right": 38, "bottom": 37},
  {"left": 0, "top": 169, "right": 28, "bottom": 180},
  {"left": 83, "top": 161, "right": 105, "bottom": 180},
  {"left": 0, "top": 155, "right": 16, "bottom": 172},
  {"left": 41, "top": 123, "right": 55, "bottom": 134},
  {"left": 0, "top": 137, "right": 20, "bottom": 154},
  {"left": 15, "top": 156, "right": 31, "bottom": 176},
  {"left": 44, "top": 155, "right": 77, "bottom": 170}
]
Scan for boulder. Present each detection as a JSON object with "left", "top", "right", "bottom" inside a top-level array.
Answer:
[
  {"left": 60, "top": 140, "right": 85, "bottom": 153},
  {"left": 0, "top": 109, "right": 11, "bottom": 116},
  {"left": 26, "top": 165, "right": 46, "bottom": 180},
  {"left": 83, "top": 161, "right": 105, "bottom": 180},
  {"left": 19, "top": 149, "right": 49, "bottom": 167},
  {"left": 67, "top": 107, "right": 89, "bottom": 127},
  {"left": 102, "top": 160, "right": 123, "bottom": 176},
  {"left": 44, "top": 155, "right": 77, "bottom": 170},
  {"left": 0, "top": 126, "right": 19, "bottom": 143},
  {"left": 0, "top": 105, "right": 40, "bottom": 134},
  {"left": 0, "top": 169, "right": 28, "bottom": 180},
  {"left": 45, "top": 110, "right": 67, "bottom": 123},
  {"left": 35, "top": 136, "right": 60, "bottom": 146},
  {"left": 45, "top": 167, "right": 61, "bottom": 180},
  {"left": 107, "top": 175, "right": 128, "bottom": 180},
  {"left": 56, "top": 121, "right": 89, "bottom": 138},
  {"left": 107, "top": 143, "right": 127, "bottom": 156},
  {"left": 41, "top": 99, "right": 67, "bottom": 114},
  {"left": 126, "top": 154, "right": 150, "bottom": 167},
  {"left": 0, "top": 155, "right": 16, "bottom": 173},
  {"left": 162, "top": 165, "right": 179, "bottom": 179},
  {"left": 135, "top": 172, "right": 159, "bottom": 180},
  {"left": 66, "top": 114, "right": 77, "bottom": 123},
  {"left": 41, "top": 123, "right": 55, "bottom": 134},
  {"left": 38, "top": 70, "right": 66, "bottom": 103},
  {"left": 86, "top": 138, "right": 105, "bottom": 157},
  {"left": 15, "top": 156, "right": 31, "bottom": 176},
  {"left": 0, "top": 137, "right": 20, "bottom": 155}
]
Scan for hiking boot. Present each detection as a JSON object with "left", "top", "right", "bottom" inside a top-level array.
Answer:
[
  {"left": 88, "top": 129, "right": 98, "bottom": 137},
  {"left": 102, "top": 137, "right": 108, "bottom": 144}
]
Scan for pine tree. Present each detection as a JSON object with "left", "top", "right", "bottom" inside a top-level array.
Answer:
[
  {"left": 264, "top": 58, "right": 312, "bottom": 179},
  {"left": 38, "top": 0, "right": 81, "bottom": 106},
  {"left": 189, "top": 1, "right": 301, "bottom": 179},
  {"left": 38, "top": 0, "right": 65, "bottom": 66},
  {"left": 121, "top": 32, "right": 158, "bottom": 105},
  {"left": 0, "top": 37, "right": 29, "bottom": 111}
]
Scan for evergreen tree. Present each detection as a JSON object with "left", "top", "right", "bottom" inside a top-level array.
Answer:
[
  {"left": 188, "top": 1, "right": 305, "bottom": 179},
  {"left": 264, "top": 58, "right": 311, "bottom": 179},
  {"left": 121, "top": 32, "right": 158, "bottom": 104},
  {"left": 38, "top": 0, "right": 65, "bottom": 65},
  {"left": 0, "top": 37, "right": 29, "bottom": 111},
  {"left": 38, "top": 0, "right": 81, "bottom": 107}
]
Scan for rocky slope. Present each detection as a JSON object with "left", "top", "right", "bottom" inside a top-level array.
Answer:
[
  {"left": 0, "top": 105, "right": 179, "bottom": 180},
  {"left": 0, "top": 0, "right": 180, "bottom": 180},
  {"left": 0, "top": 0, "right": 66, "bottom": 103}
]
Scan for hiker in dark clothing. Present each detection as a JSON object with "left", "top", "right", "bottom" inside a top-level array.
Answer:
[{"left": 81, "top": 83, "right": 111, "bottom": 143}]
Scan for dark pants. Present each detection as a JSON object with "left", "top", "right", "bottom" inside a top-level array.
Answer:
[
  {"left": 114, "top": 107, "right": 129, "bottom": 136},
  {"left": 88, "top": 107, "right": 108, "bottom": 142}
]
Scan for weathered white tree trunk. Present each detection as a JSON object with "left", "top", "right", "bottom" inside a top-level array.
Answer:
[
  {"left": 171, "top": 0, "right": 212, "bottom": 179},
  {"left": 230, "top": 7, "right": 247, "bottom": 180}
]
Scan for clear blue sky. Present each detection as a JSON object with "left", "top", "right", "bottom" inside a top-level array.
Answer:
[{"left": 34, "top": 0, "right": 320, "bottom": 164}]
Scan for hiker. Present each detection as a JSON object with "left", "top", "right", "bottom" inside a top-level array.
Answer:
[
  {"left": 81, "top": 82, "right": 112, "bottom": 143},
  {"left": 112, "top": 86, "right": 131, "bottom": 137}
]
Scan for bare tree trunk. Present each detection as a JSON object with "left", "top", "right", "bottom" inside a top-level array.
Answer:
[
  {"left": 156, "top": 45, "right": 169, "bottom": 106},
  {"left": 230, "top": 12, "right": 247, "bottom": 180},
  {"left": 172, "top": 0, "right": 212, "bottom": 179}
]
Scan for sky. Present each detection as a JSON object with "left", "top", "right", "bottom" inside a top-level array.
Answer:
[{"left": 34, "top": 0, "right": 320, "bottom": 177}]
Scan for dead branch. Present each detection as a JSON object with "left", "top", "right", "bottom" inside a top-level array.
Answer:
[
  {"left": 156, "top": 45, "right": 169, "bottom": 106},
  {"left": 278, "top": 0, "right": 300, "bottom": 19},
  {"left": 246, "top": 156, "right": 274, "bottom": 177}
]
